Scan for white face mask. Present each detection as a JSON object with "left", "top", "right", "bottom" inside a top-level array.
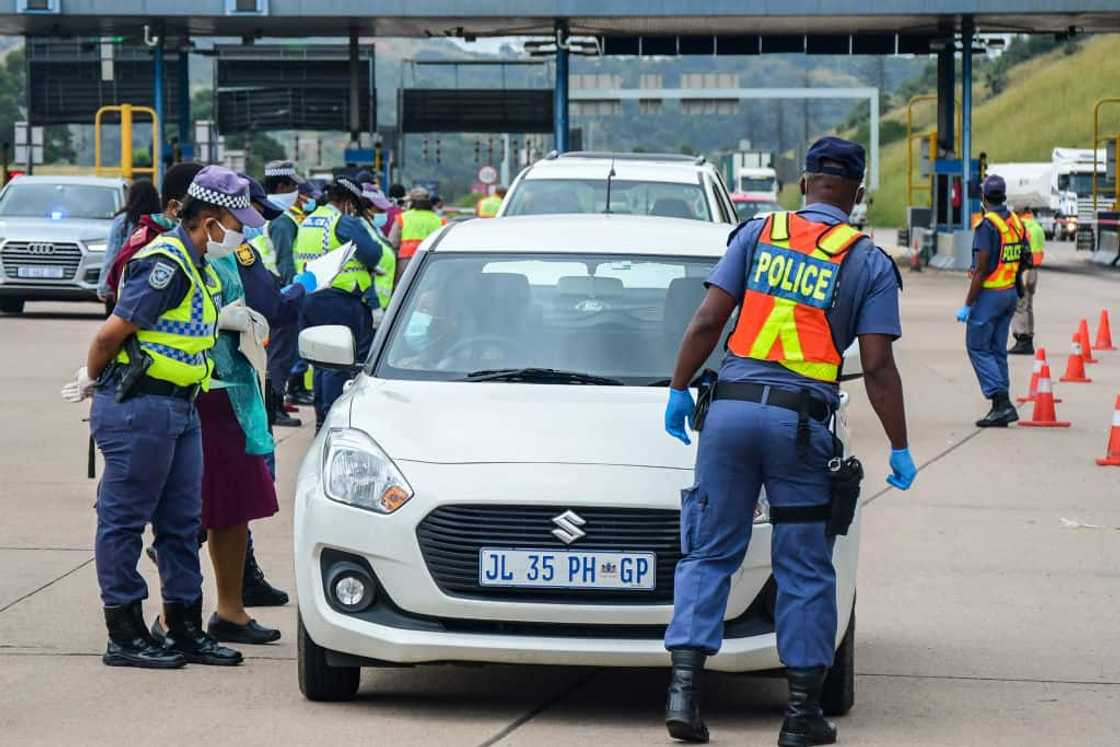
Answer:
[
  {"left": 206, "top": 219, "right": 244, "bottom": 259},
  {"left": 268, "top": 191, "right": 299, "bottom": 211}
]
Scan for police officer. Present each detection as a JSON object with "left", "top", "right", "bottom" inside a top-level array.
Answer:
[
  {"left": 388, "top": 186, "right": 446, "bottom": 279},
  {"left": 61, "top": 166, "right": 264, "bottom": 668},
  {"left": 359, "top": 184, "right": 399, "bottom": 310},
  {"left": 661, "top": 137, "right": 916, "bottom": 746},
  {"left": 956, "top": 175, "right": 1029, "bottom": 426},
  {"left": 476, "top": 185, "right": 507, "bottom": 218},
  {"left": 1008, "top": 206, "right": 1046, "bottom": 355},
  {"left": 293, "top": 176, "right": 384, "bottom": 428}
]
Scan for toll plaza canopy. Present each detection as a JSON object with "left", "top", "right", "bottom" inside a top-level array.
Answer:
[{"left": 2, "top": 1, "right": 1120, "bottom": 37}]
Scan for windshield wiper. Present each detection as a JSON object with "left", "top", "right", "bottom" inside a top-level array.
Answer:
[{"left": 460, "top": 367, "right": 624, "bottom": 386}]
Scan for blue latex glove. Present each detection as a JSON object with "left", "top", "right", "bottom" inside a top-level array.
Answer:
[
  {"left": 664, "top": 388, "right": 695, "bottom": 445},
  {"left": 293, "top": 271, "right": 317, "bottom": 293},
  {"left": 886, "top": 448, "right": 916, "bottom": 490},
  {"left": 955, "top": 304, "right": 972, "bottom": 323}
]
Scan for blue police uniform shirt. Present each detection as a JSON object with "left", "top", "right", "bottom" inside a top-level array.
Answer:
[
  {"left": 112, "top": 225, "right": 203, "bottom": 328},
  {"left": 335, "top": 214, "right": 384, "bottom": 276},
  {"left": 706, "top": 202, "right": 902, "bottom": 407},
  {"left": 236, "top": 244, "right": 305, "bottom": 327},
  {"left": 972, "top": 204, "right": 1011, "bottom": 278}
]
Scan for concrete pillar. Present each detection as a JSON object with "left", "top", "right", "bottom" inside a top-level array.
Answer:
[
  {"left": 961, "top": 16, "right": 975, "bottom": 231},
  {"left": 349, "top": 29, "right": 360, "bottom": 145}
]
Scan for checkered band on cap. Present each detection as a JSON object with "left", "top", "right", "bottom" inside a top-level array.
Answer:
[
  {"left": 188, "top": 181, "right": 251, "bottom": 210},
  {"left": 335, "top": 177, "right": 364, "bottom": 201},
  {"left": 264, "top": 164, "right": 297, "bottom": 177}
]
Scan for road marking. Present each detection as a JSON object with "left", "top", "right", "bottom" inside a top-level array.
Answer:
[
  {"left": 478, "top": 669, "right": 601, "bottom": 747},
  {"left": 862, "top": 428, "right": 984, "bottom": 507},
  {"left": 858, "top": 672, "right": 1120, "bottom": 687},
  {"left": 0, "top": 556, "right": 93, "bottom": 616}
]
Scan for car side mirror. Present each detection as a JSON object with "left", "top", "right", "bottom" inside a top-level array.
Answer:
[{"left": 299, "top": 325, "right": 357, "bottom": 370}]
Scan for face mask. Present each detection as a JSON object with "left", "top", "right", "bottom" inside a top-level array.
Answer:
[
  {"left": 373, "top": 213, "right": 388, "bottom": 229},
  {"left": 302, "top": 198, "right": 317, "bottom": 212},
  {"left": 206, "top": 219, "right": 244, "bottom": 259},
  {"left": 268, "top": 191, "right": 299, "bottom": 211},
  {"left": 404, "top": 310, "right": 433, "bottom": 347},
  {"left": 243, "top": 225, "right": 263, "bottom": 241}
]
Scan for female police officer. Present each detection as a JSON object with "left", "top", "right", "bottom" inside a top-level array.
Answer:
[
  {"left": 661, "top": 138, "right": 916, "bottom": 746},
  {"left": 61, "top": 166, "right": 264, "bottom": 669}
]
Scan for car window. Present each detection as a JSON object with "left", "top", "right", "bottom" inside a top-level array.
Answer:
[
  {"left": 503, "top": 178, "right": 712, "bottom": 222},
  {"left": 0, "top": 183, "right": 120, "bottom": 220},
  {"left": 376, "top": 252, "right": 728, "bottom": 385}
]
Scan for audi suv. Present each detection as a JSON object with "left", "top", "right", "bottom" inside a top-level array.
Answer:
[
  {"left": 294, "top": 214, "right": 860, "bottom": 714},
  {"left": 0, "top": 175, "right": 127, "bottom": 314}
]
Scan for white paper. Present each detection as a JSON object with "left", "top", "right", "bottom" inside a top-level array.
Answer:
[
  {"left": 238, "top": 307, "right": 270, "bottom": 394},
  {"left": 303, "top": 241, "right": 357, "bottom": 292}
]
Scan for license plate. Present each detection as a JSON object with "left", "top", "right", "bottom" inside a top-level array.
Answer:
[
  {"left": 17, "top": 265, "right": 65, "bottom": 279},
  {"left": 479, "top": 548, "right": 656, "bottom": 590}
]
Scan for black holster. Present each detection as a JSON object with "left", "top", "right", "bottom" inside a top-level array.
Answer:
[
  {"left": 114, "top": 336, "right": 152, "bottom": 403},
  {"left": 826, "top": 436, "right": 863, "bottom": 537},
  {"left": 690, "top": 369, "right": 719, "bottom": 432}
]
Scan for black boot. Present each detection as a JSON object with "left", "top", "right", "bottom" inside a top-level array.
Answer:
[
  {"left": 1008, "top": 334, "right": 1034, "bottom": 355},
  {"left": 286, "top": 374, "right": 314, "bottom": 406},
  {"left": 778, "top": 667, "right": 837, "bottom": 747},
  {"left": 242, "top": 543, "right": 290, "bottom": 607},
  {"left": 154, "top": 599, "right": 243, "bottom": 666},
  {"left": 665, "top": 649, "right": 710, "bottom": 743},
  {"left": 102, "top": 602, "right": 185, "bottom": 669},
  {"left": 269, "top": 387, "right": 303, "bottom": 428},
  {"left": 976, "top": 392, "right": 1019, "bottom": 428}
]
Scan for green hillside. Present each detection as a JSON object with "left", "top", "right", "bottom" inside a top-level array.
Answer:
[{"left": 869, "top": 34, "right": 1120, "bottom": 227}]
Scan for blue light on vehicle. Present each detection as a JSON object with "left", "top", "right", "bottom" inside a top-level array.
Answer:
[{"left": 50, "top": 210, "right": 63, "bottom": 220}]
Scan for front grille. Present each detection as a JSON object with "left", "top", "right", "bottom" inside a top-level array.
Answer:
[
  {"left": 1, "top": 241, "right": 83, "bottom": 281},
  {"left": 416, "top": 504, "right": 681, "bottom": 604}
]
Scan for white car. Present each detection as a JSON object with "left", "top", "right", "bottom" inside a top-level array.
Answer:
[
  {"left": 294, "top": 214, "right": 860, "bottom": 714},
  {"left": 499, "top": 151, "right": 738, "bottom": 225}
]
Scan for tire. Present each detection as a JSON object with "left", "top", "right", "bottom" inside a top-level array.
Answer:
[
  {"left": 821, "top": 607, "right": 855, "bottom": 716},
  {"left": 297, "top": 612, "right": 360, "bottom": 702},
  {"left": 0, "top": 297, "right": 25, "bottom": 314}
]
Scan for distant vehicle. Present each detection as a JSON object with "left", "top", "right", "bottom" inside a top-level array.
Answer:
[
  {"left": 500, "top": 151, "right": 738, "bottom": 224},
  {"left": 991, "top": 148, "right": 1112, "bottom": 242},
  {"left": 730, "top": 193, "right": 782, "bottom": 222},
  {"left": 0, "top": 176, "right": 127, "bottom": 314},
  {"left": 849, "top": 200, "right": 868, "bottom": 231},
  {"left": 720, "top": 151, "right": 780, "bottom": 203},
  {"left": 293, "top": 213, "right": 861, "bottom": 711}
]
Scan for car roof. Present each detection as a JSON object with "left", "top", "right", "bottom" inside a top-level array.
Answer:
[
  {"left": 8, "top": 175, "right": 127, "bottom": 188},
  {"left": 430, "top": 214, "right": 732, "bottom": 258},
  {"left": 520, "top": 158, "right": 714, "bottom": 185}
]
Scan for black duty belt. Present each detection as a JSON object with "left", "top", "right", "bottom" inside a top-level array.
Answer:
[
  {"left": 133, "top": 375, "right": 201, "bottom": 402},
  {"left": 713, "top": 382, "right": 833, "bottom": 423}
]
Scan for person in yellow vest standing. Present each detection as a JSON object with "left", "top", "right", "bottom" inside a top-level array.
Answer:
[
  {"left": 660, "top": 138, "right": 913, "bottom": 746},
  {"left": 475, "top": 185, "right": 507, "bottom": 218},
  {"left": 360, "top": 184, "right": 399, "bottom": 312},
  {"left": 60, "top": 166, "right": 264, "bottom": 669},
  {"left": 956, "top": 175, "right": 1029, "bottom": 426},
  {"left": 1008, "top": 206, "right": 1045, "bottom": 356},
  {"left": 293, "top": 176, "right": 385, "bottom": 429},
  {"left": 388, "top": 186, "right": 446, "bottom": 279}
]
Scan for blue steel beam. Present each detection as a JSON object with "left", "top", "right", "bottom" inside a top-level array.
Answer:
[
  {"left": 961, "top": 15, "right": 974, "bottom": 230},
  {"left": 554, "top": 22, "right": 569, "bottom": 154},
  {"left": 153, "top": 38, "right": 163, "bottom": 185}
]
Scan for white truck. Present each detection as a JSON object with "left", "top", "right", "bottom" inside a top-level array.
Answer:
[
  {"left": 989, "top": 149, "right": 1106, "bottom": 241},
  {"left": 721, "top": 151, "right": 780, "bottom": 202}
]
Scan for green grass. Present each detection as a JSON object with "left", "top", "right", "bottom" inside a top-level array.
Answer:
[{"left": 868, "top": 34, "right": 1120, "bottom": 227}]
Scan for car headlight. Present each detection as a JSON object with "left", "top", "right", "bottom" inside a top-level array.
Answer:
[
  {"left": 322, "top": 428, "right": 413, "bottom": 514},
  {"left": 85, "top": 241, "right": 108, "bottom": 253}
]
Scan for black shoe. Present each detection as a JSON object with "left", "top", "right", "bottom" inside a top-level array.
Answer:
[
  {"left": 665, "top": 649, "right": 710, "bottom": 743},
  {"left": 207, "top": 612, "right": 281, "bottom": 644},
  {"left": 155, "top": 600, "right": 243, "bottom": 666},
  {"left": 1008, "top": 334, "right": 1035, "bottom": 355},
  {"left": 778, "top": 667, "right": 837, "bottom": 747},
  {"left": 287, "top": 375, "right": 314, "bottom": 406},
  {"left": 268, "top": 388, "right": 303, "bottom": 428},
  {"left": 243, "top": 545, "right": 290, "bottom": 607},
  {"left": 102, "top": 602, "right": 185, "bottom": 669},
  {"left": 976, "top": 393, "right": 1019, "bottom": 428}
]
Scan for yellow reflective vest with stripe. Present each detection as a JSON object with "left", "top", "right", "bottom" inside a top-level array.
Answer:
[
  {"left": 293, "top": 203, "right": 373, "bottom": 294},
  {"left": 360, "top": 217, "right": 396, "bottom": 309},
  {"left": 980, "top": 211, "right": 1026, "bottom": 290},
  {"left": 115, "top": 234, "right": 221, "bottom": 389}
]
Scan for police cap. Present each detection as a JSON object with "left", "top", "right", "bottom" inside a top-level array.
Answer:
[{"left": 805, "top": 136, "right": 865, "bottom": 182}]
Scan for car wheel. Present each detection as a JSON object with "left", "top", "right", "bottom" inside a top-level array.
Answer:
[
  {"left": 821, "top": 606, "right": 855, "bottom": 716},
  {"left": 297, "top": 611, "right": 360, "bottom": 702},
  {"left": 0, "top": 297, "right": 25, "bottom": 314}
]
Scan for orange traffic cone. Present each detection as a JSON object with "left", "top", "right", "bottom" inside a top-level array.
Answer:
[
  {"left": 1018, "top": 348, "right": 1061, "bottom": 403},
  {"left": 1060, "top": 334, "right": 1092, "bottom": 383},
  {"left": 1019, "top": 364, "right": 1071, "bottom": 428},
  {"left": 1078, "top": 319, "right": 1099, "bottom": 364},
  {"left": 1094, "top": 309, "right": 1116, "bottom": 351},
  {"left": 1096, "top": 395, "right": 1120, "bottom": 466}
]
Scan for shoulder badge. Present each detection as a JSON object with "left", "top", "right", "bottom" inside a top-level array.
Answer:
[
  {"left": 148, "top": 260, "right": 176, "bottom": 290},
  {"left": 236, "top": 245, "right": 257, "bottom": 267}
]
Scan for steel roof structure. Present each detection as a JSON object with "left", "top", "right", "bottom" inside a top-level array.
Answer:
[{"left": 2, "top": 1, "right": 1120, "bottom": 38}]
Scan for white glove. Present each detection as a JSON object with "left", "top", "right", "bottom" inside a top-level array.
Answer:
[
  {"left": 60, "top": 366, "right": 94, "bottom": 403},
  {"left": 217, "top": 299, "right": 252, "bottom": 333}
]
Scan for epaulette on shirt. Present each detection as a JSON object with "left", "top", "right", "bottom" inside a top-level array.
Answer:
[{"left": 235, "top": 245, "right": 257, "bottom": 267}]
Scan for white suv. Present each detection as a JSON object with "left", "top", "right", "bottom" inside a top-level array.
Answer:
[
  {"left": 294, "top": 214, "right": 859, "bottom": 714},
  {"left": 499, "top": 152, "right": 738, "bottom": 224}
]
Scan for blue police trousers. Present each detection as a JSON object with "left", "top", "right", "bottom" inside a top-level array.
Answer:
[
  {"left": 91, "top": 389, "right": 203, "bottom": 607},
  {"left": 966, "top": 288, "right": 1018, "bottom": 398},
  {"left": 665, "top": 397, "right": 838, "bottom": 669}
]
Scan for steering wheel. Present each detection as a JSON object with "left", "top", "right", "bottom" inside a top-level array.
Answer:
[{"left": 436, "top": 335, "right": 529, "bottom": 369}]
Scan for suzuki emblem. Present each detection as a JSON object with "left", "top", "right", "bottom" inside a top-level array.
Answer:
[
  {"left": 551, "top": 510, "right": 587, "bottom": 545},
  {"left": 27, "top": 242, "right": 55, "bottom": 255}
]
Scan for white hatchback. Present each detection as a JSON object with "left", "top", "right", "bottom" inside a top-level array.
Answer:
[{"left": 294, "top": 214, "right": 860, "bottom": 713}]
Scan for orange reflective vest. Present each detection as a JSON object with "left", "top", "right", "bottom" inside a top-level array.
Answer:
[
  {"left": 980, "top": 211, "right": 1026, "bottom": 290},
  {"left": 396, "top": 209, "right": 445, "bottom": 259},
  {"left": 727, "top": 211, "right": 864, "bottom": 383}
]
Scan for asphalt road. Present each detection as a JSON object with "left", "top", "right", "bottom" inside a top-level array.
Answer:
[{"left": 2, "top": 241, "right": 1119, "bottom": 746}]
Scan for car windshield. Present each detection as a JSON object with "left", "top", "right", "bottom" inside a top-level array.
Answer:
[
  {"left": 503, "top": 178, "right": 712, "bottom": 221},
  {"left": 734, "top": 201, "right": 781, "bottom": 221},
  {"left": 376, "top": 253, "right": 729, "bottom": 385},
  {"left": 740, "top": 177, "right": 776, "bottom": 192},
  {"left": 0, "top": 182, "right": 119, "bottom": 220}
]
